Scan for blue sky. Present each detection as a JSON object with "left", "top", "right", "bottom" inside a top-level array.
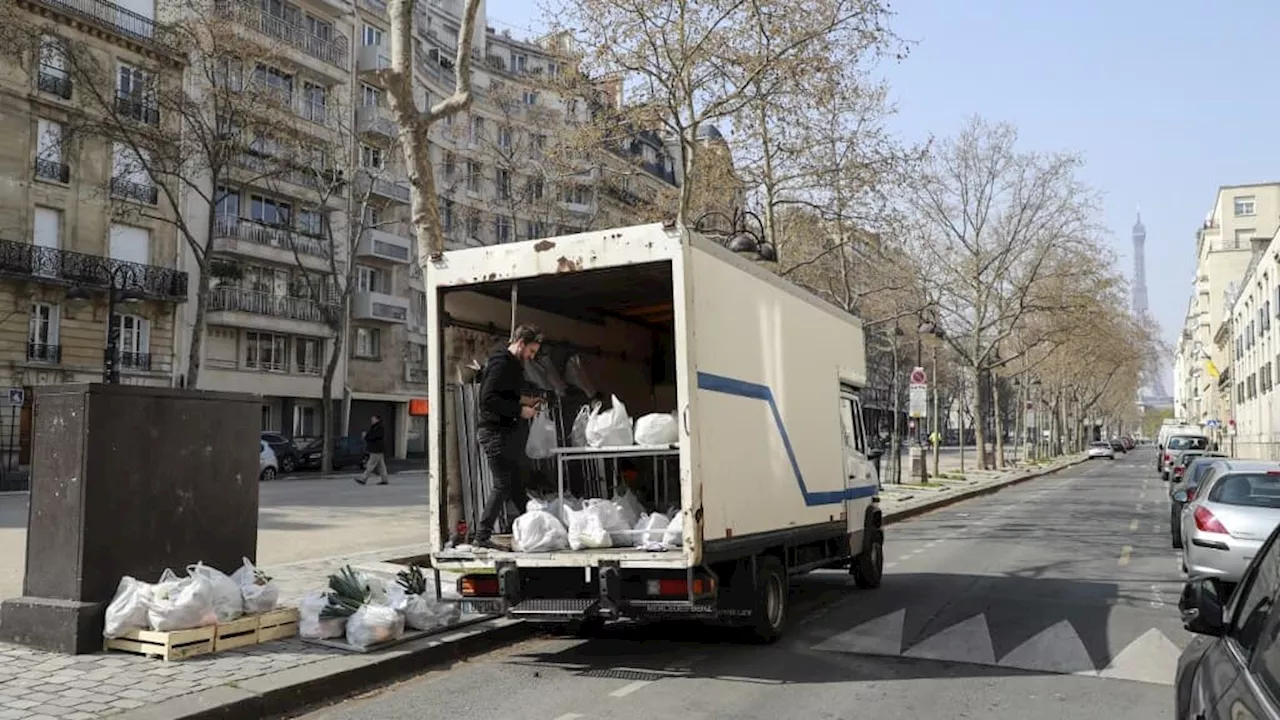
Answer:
[{"left": 485, "top": 0, "right": 1280, "bottom": 355}]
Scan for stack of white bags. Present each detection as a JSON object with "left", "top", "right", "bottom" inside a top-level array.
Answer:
[{"left": 512, "top": 488, "right": 686, "bottom": 553}]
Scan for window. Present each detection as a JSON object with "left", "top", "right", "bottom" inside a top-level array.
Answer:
[
  {"left": 33, "top": 206, "right": 61, "bottom": 253},
  {"left": 34, "top": 118, "right": 64, "bottom": 182},
  {"left": 442, "top": 200, "right": 454, "bottom": 231},
  {"left": 28, "top": 302, "right": 59, "bottom": 362},
  {"left": 245, "top": 331, "right": 289, "bottom": 371},
  {"left": 112, "top": 142, "right": 156, "bottom": 203},
  {"left": 469, "top": 116, "right": 483, "bottom": 144},
  {"left": 361, "top": 144, "right": 383, "bottom": 170},
  {"left": 466, "top": 161, "right": 482, "bottom": 192},
  {"left": 302, "top": 82, "right": 326, "bottom": 123},
  {"left": 466, "top": 213, "right": 480, "bottom": 239},
  {"left": 1236, "top": 196, "right": 1257, "bottom": 217},
  {"left": 117, "top": 63, "right": 157, "bottom": 123},
  {"left": 531, "top": 177, "right": 544, "bottom": 200},
  {"left": 37, "top": 36, "right": 71, "bottom": 99},
  {"left": 361, "top": 83, "right": 381, "bottom": 108},
  {"left": 496, "top": 169, "right": 511, "bottom": 199},
  {"left": 839, "top": 396, "right": 858, "bottom": 454},
  {"left": 108, "top": 224, "right": 150, "bottom": 265},
  {"left": 250, "top": 194, "right": 291, "bottom": 227},
  {"left": 305, "top": 14, "right": 332, "bottom": 43},
  {"left": 362, "top": 24, "right": 383, "bottom": 47},
  {"left": 215, "top": 186, "right": 240, "bottom": 219},
  {"left": 293, "top": 405, "right": 318, "bottom": 436},
  {"left": 522, "top": 90, "right": 538, "bottom": 105},
  {"left": 562, "top": 185, "right": 591, "bottom": 205},
  {"left": 495, "top": 216, "right": 512, "bottom": 243},
  {"left": 498, "top": 126, "right": 512, "bottom": 149},
  {"left": 296, "top": 338, "right": 322, "bottom": 374},
  {"left": 254, "top": 64, "right": 294, "bottom": 104},
  {"left": 297, "top": 208, "right": 323, "bottom": 238},
  {"left": 513, "top": 54, "right": 527, "bottom": 72},
  {"left": 527, "top": 219, "right": 545, "bottom": 240},
  {"left": 113, "top": 314, "right": 150, "bottom": 367},
  {"left": 363, "top": 205, "right": 382, "bottom": 228},
  {"left": 355, "top": 265, "right": 386, "bottom": 293},
  {"left": 353, "top": 327, "right": 380, "bottom": 358}
]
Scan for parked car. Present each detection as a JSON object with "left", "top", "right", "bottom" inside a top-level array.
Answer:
[
  {"left": 296, "top": 435, "right": 368, "bottom": 471},
  {"left": 1120, "top": 436, "right": 1135, "bottom": 450},
  {"left": 1176, "top": 521, "right": 1280, "bottom": 719},
  {"left": 1086, "top": 441, "right": 1115, "bottom": 460},
  {"left": 1109, "top": 438, "right": 1126, "bottom": 453},
  {"left": 1171, "top": 450, "right": 1229, "bottom": 486},
  {"left": 261, "top": 431, "right": 304, "bottom": 474},
  {"left": 1163, "top": 433, "right": 1212, "bottom": 481},
  {"left": 259, "top": 440, "right": 278, "bottom": 482},
  {"left": 1176, "top": 460, "right": 1280, "bottom": 585},
  {"left": 1170, "top": 455, "right": 1230, "bottom": 549}
]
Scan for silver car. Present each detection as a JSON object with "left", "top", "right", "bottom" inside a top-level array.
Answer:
[
  {"left": 1086, "top": 441, "right": 1114, "bottom": 459},
  {"left": 1177, "top": 459, "right": 1280, "bottom": 584}
]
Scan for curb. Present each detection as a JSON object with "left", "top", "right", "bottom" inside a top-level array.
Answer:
[
  {"left": 113, "top": 617, "right": 536, "bottom": 720},
  {"left": 882, "top": 455, "right": 1088, "bottom": 525}
]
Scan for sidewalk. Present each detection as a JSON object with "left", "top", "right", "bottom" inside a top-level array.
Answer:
[{"left": 0, "top": 455, "right": 1087, "bottom": 720}]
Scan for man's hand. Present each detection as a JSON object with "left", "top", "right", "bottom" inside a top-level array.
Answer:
[
  {"left": 520, "top": 405, "right": 538, "bottom": 419},
  {"left": 520, "top": 395, "right": 543, "bottom": 407}
]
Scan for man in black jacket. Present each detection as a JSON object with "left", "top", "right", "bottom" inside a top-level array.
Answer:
[
  {"left": 356, "top": 415, "right": 388, "bottom": 486},
  {"left": 473, "top": 324, "right": 544, "bottom": 549}
]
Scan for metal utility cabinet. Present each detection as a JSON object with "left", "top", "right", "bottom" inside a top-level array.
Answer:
[{"left": 425, "top": 223, "right": 884, "bottom": 641}]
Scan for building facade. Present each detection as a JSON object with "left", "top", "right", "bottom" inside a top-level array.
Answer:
[
  {"left": 1174, "top": 183, "right": 1280, "bottom": 444},
  {"left": 0, "top": 0, "right": 189, "bottom": 474}
]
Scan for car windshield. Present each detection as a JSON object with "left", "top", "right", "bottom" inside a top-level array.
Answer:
[
  {"left": 1208, "top": 473, "right": 1280, "bottom": 508},
  {"left": 1186, "top": 459, "right": 1222, "bottom": 488},
  {"left": 1168, "top": 435, "right": 1209, "bottom": 450}
]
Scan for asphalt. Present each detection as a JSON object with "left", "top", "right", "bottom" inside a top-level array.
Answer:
[{"left": 292, "top": 449, "right": 1184, "bottom": 720}]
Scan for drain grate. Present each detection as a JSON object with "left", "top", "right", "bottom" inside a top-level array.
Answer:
[{"left": 577, "top": 668, "right": 673, "bottom": 682}]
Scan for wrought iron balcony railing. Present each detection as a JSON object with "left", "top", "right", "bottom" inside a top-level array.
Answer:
[
  {"left": 214, "top": 216, "right": 329, "bottom": 259},
  {"left": 0, "top": 238, "right": 188, "bottom": 300},
  {"left": 31, "top": 0, "right": 177, "bottom": 50},
  {"left": 111, "top": 176, "right": 159, "bottom": 204},
  {"left": 213, "top": 0, "right": 349, "bottom": 70},
  {"left": 207, "top": 286, "right": 338, "bottom": 325},
  {"left": 26, "top": 342, "right": 61, "bottom": 364},
  {"left": 116, "top": 350, "right": 152, "bottom": 371},
  {"left": 115, "top": 93, "right": 160, "bottom": 125},
  {"left": 37, "top": 69, "right": 72, "bottom": 99},
  {"left": 34, "top": 158, "right": 70, "bottom": 183}
]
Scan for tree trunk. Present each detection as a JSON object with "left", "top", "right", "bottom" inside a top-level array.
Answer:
[
  {"left": 992, "top": 370, "right": 1005, "bottom": 469},
  {"left": 890, "top": 338, "right": 901, "bottom": 483},
  {"left": 319, "top": 295, "right": 346, "bottom": 473},
  {"left": 971, "top": 362, "right": 988, "bottom": 470},
  {"left": 185, "top": 261, "right": 210, "bottom": 388}
]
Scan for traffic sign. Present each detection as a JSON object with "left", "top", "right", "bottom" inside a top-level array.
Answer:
[
  {"left": 910, "top": 366, "right": 927, "bottom": 385},
  {"left": 6, "top": 388, "right": 23, "bottom": 407}
]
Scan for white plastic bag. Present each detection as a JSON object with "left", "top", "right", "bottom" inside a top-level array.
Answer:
[
  {"left": 634, "top": 412, "right": 679, "bottom": 445},
  {"left": 565, "top": 505, "right": 611, "bottom": 550},
  {"left": 145, "top": 569, "right": 218, "bottom": 632},
  {"left": 188, "top": 563, "right": 243, "bottom": 623},
  {"left": 345, "top": 603, "right": 405, "bottom": 649},
  {"left": 387, "top": 586, "right": 463, "bottom": 632},
  {"left": 299, "top": 591, "right": 345, "bottom": 639},
  {"left": 585, "top": 395, "right": 633, "bottom": 448},
  {"left": 634, "top": 513, "right": 671, "bottom": 545},
  {"left": 612, "top": 489, "right": 644, "bottom": 530},
  {"left": 230, "top": 557, "right": 280, "bottom": 614},
  {"left": 103, "top": 576, "right": 154, "bottom": 638},
  {"left": 663, "top": 510, "right": 685, "bottom": 548},
  {"left": 512, "top": 510, "right": 570, "bottom": 552},
  {"left": 525, "top": 407, "right": 558, "bottom": 459},
  {"left": 570, "top": 404, "right": 593, "bottom": 447}
]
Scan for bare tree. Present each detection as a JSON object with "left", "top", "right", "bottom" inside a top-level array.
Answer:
[
  {"left": 548, "top": 0, "right": 893, "bottom": 227},
  {"left": 908, "top": 117, "right": 1103, "bottom": 468},
  {"left": 40, "top": 0, "right": 308, "bottom": 387}
]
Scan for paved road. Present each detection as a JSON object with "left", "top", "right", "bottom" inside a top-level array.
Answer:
[
  {"left": 0, "top": 472, "right": 430, "bottom": 598},
  {"left": 296, "top": 449, "right": 1185, "bottom": 720}
]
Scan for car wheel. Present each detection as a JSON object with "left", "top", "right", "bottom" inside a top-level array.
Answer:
[
  {"left": 852, "top": 533, "right": 885, "bottom": 589},
  {"left": 747, "top": 556, "right": 787, "bottom": 644},
  {"left": 260, "top": 466, "right": 276, "bottom": 482},
  {"left": 281, "top": 455, "right": 295, "bottom": 473}
]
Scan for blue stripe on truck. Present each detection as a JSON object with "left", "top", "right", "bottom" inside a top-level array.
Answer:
[{"left": 695, "top": 371, "right": 879, "bottom": 507}]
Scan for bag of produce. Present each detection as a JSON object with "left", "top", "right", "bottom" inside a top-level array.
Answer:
[
  {"left": 525, "top": 407, "right": 558, "bottom": 459},
  {"left": 663, "top": 510, "right": 686, "bottom": 548},
  {"left": 612, "top": 488, "right": 644, "bottom": 530},
  {"left": 513, "top": 510, "right": 570, "bottom": 552},
  {"left": 585, "top": 395, "right": 633, "bottom": 448},
  {"left": 565, "top": 505, "right": 611, "bottom": 550},
  {"left": 345, "top": 603, "right": 405, "bottom": 649},
  {"left": 145, "top": 569, "right": 218, "bottom": 632},
  {"left": 103, "top": 576, "right": 154, "bottom": 638},
  {"left": 634, "top": 512, "right": 671, "bottom": 545},
  {"left": 299, "top": 591, "right": 345, "bottom": 639},
  {"left": 634, "top": 412, "right": 678, "bottom": 445},
  {"left": 230, "top": 557, "right": 279, "bottom": 614},
  {"left": 188, "top": 562, "right": 243, "bottom": 623},
  {"left": 570, "top": 404, "right": 593, "bottom": 447}
]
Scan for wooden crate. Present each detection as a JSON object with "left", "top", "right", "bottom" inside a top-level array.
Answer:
[
  {"left": 255, "top": 607, "right": 299, "bottom": 644},
  {"left": 213, "top": 615, "right": 260, "bottom": 651},
  {"left": 104, "top": 625, "right": 216, "bottom": 662}
]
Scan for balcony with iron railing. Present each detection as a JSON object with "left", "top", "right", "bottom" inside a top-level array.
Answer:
[
  {"left": 113, "top": 350, "right": 153, "bottom": 371},
  {"left": 214, "top": 0, "right": 349, "bottom": 71},
  {"left": 214, "top": 216, "right": 330, "bottom": 261},
  {"left": 0, "top": 238, "right": 187, "bottom": 300},
  {"left": 111, "top": 176, "right": 159, "bottom": 204},
  {"left": 34, "top": 157, "right": 70, "bottom": 184},
  {"left": 37, "top": 67, "right": 72, "bottom": 99},
  {"left": 31, "top": 0, "right": 178, "bottom": 50},
  {"left": 208, "top": 285, "right": 338, "bottom": 326},
  {"left": 115, "top": 93, "right": 160, "bottom": 125},
  {"left": 26, "top": 342, "right": 60, "bottom": 364}
]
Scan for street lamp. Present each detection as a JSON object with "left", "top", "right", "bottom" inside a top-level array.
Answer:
[{"left": 67, "top": 264, "right": 144, "bottom": 384}]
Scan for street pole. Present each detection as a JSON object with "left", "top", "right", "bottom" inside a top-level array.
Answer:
[
  {"left": 931, "top": 343, "right": 940, "bottom": 478},
  {"left": 958, "top": 370, "right": 966, "bottom": 474}
]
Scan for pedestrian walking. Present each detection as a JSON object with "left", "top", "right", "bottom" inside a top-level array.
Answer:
[
  {"left": 473, "top": 323, "right": 544, "bottom": 549},
  {"left": 356, "top": 415, "right": 389, "bottom": 486}
]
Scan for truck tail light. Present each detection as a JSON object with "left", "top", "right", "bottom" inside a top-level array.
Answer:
[
  {"left": 646, "top": 576, "right": 714, "bottom": 597},
  {"left": 458, "top": 574, "right": 500, "bottom": 597},
  {"left": 1194, "top": 506, "right": 1228, "bottom": 534}
]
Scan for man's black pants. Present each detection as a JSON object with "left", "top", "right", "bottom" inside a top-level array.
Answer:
[{"left": 475, "top": 426, "right": 528, "bottom": 541}]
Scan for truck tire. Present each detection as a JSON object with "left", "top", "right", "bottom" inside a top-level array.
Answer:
[
  {"left": 852, "top": 531, "right": 884, "bottom": 589},
  {"left": 747, "top": 556, "right": 787, "bottom": 644}
]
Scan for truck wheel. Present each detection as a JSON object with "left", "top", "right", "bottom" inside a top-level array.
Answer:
[
  {"left": 747, "top": 556, "right": 787, "bottom": 644},
  {"left": 852, "top": 532, "right": 884, "bottom": 589}
]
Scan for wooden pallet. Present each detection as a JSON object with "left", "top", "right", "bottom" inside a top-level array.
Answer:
[{"left": 106, "top": 608, "right": 301, "bottom": 661}]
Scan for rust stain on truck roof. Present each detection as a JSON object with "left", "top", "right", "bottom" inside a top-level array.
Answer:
[
  {"left": 556, "top": 256, "right": 581, "bottom": 273},
  {"left": 533, "top": 240, "right": 556, "bottom": 252}
]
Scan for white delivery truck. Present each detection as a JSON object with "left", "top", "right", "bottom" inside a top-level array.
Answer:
[{"left": 425, "top": 223, "right": 884, "bottom": 641}]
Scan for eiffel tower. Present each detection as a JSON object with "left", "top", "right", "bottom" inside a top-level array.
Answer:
[{"left": 1132, "top": 211, "right": 1172, "bottom": 408}]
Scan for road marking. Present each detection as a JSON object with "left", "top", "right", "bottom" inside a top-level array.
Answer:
[
  {"left": 553, "top": 715, "right": 584, "bottom": 720},
  {"left": 1119, "top": 546, "right": 1132, "bottom": 566},
  {"left": 610, "top": 680, "right": 652, "bottom": 698},
  {"left": 1129, "top": 519, "right": 1139, "bottom": 531},
  {"left": 885, "top": 562, "right": 898, "bottom": 570},
  {"left": 1136, "top": 504, "right": 1145, "bottom": 513}
]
